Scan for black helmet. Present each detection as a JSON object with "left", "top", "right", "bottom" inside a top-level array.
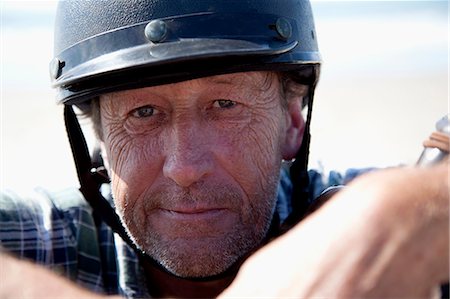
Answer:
[{"left": 50, "top": 0, "right": 321, "bottom": 106}]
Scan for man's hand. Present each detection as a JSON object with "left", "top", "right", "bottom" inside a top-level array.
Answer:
[
  {"left": 0, "top": 252, "right": 122, "bottom": 299},
  {"left": 220, "top": 163, "right": 449, "bottom": 298}
]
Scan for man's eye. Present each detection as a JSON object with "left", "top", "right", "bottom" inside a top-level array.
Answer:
[
  {"left": 213, "top": 99, "right": 237, "bottom": 109},
  {"left": 131, "top": 106, "right": 156, "bottom": 118}
]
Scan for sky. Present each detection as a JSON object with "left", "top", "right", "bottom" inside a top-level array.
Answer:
[{"left": 1, "top": 1, "right": 448, "bottom": 193}]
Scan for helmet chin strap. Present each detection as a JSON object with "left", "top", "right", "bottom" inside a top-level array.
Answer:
[
  {"left": 64, "top": 105, "right": 140, "bottom": 251},
  {"left": 284, "top": 85, "right": 316, "bottom": 227}
]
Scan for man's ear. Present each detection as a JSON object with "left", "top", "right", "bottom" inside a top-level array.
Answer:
[{"left": 282, "top": 97, "right": 305, "bottom": 160}]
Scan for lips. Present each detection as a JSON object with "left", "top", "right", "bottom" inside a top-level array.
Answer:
[
  {"left": 149, "top": 206, "right": 236, "bottom": 238},
  {"left": 159, "top": 207, "right": 227, "bottom": 221}
]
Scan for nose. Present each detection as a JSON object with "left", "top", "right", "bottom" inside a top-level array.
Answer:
[{"left": 163, "top": 122, "right": 213, "bottom": 187}]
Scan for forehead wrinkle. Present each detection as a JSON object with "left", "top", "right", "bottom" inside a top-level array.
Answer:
[{"left": 204, "top": 72, "right": 274, "bottom": 89}]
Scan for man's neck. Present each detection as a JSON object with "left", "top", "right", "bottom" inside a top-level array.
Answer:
[{"left": 141, "top": 258, "right": 237, "bottom": 298}]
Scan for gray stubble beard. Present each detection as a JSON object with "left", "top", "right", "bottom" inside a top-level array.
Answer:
[{"left": 115, "top": 173, "right": 280, "bottom": 278}]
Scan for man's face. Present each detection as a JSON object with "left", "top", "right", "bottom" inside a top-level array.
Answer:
[{"left": 99, "top": 71, "right": 303, "bottom": 277}]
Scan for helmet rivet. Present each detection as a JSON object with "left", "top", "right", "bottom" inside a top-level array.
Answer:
[
  {"left": 49, "top": 57, "right": 64, "bottom": 79},
  {"left": 275, "top": 18, "right": 292, "bottom": 40},
  {"left": 145, "top": 20, "right": 168, "bottom": 43}
]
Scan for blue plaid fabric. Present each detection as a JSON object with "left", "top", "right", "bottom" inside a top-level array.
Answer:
[
  {"left": 0, "top": 168, "right": 367, "bottom": 297},
  {"left": 0, "top": 187, "right": 149, "bottom": 298}
]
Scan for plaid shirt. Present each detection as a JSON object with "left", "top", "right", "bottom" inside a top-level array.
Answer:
[
  {"left": 0, "top": 187, "right": 149, "bottom": 298},
  {"left": 0, "top": 168, "right": 364, "bottom": 298}
]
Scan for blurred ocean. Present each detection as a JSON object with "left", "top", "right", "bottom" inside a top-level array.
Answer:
[{"left": 1, "top": 1, "right": 448, "bottom": 193}]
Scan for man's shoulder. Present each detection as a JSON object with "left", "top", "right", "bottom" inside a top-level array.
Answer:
[
  {"left": 0, "top": 188, "right": 92, "bottom": 227},
  {"left": 0, "top": 187, "right": 95, "bottom": 257},
  {"left": 0, "top": 187, "right": 117, "bottom": 292},
  {"left": 1, "top": 187, "right": 90, "bottom": 212}
]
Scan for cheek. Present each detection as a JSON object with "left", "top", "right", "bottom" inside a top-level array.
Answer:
[
  {"left": 219, "top": 109, "right": 286, "bottom": 195},
  {"left": 105, "top": 128, "right": 163, "bottom": 209}
]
